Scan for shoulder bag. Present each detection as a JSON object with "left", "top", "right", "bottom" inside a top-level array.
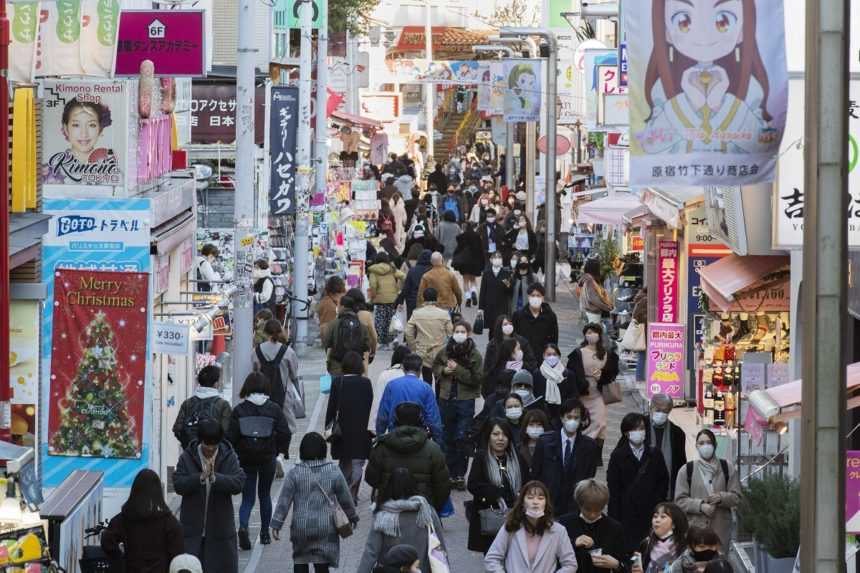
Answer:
[
  {"left": 325, "top": 377, "right": 344, "bottom": 444},
  {"left": 313, "top": 475, "right": 353, "bottom": 538},
  {"left": 427, "top": 520, "right": 450, "bottom": 573},
  {"left": 600, "top": 380, "right": 623, "bottom": 405},
  {"left": 479, "top": 497, "right": 509, "bottom": 537},
  {"left": 620, "top": 319, "right": 646, "bottom": 351}
]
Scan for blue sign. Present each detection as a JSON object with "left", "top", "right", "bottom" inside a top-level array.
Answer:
[
  {"left": 687, "top": 255, "right": 721, "bottom": 370},
  {"left": 618, "top": 42, "right": 628, "bottom": 87}
]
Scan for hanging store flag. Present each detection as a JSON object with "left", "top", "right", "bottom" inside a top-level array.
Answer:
[
  {"left": 503, "top": 59, "right": 542, "bottom": 123},
  {"left": 37, "top": 0, "right": 85, "bottom": 76},
  {"left": 80, "top": 0, "right": 120, "bottom": 76},
  {"left": 657, "top": 239, "right": 679, "bottom": 323},
  {"left": 115, "top": 10, "right": 205, "bottom": 76},
  {"left": 583, "top": 49, "right": 619, "bottom": 128},
  {"left": 268, "top": 85, "right": 299, "bottom": 216},
  {"left": 646, "top": 323, "right": 686, "bottom": 400},
  {"left": 10, "top": 1, "right": 39, "bottom": 83},
  {"left": 625, "top": 0, "right": 788, "bottom": 187}
]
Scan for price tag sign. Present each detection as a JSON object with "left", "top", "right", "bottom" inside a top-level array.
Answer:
[{"left": 153, "top": 322, "right": 191, "bottom": 355}]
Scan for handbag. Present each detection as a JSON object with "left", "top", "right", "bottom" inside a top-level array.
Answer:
[
  {"left": 478, "top": 498, "right": 508, "bottom": 537},
  {"left": 390, "top": 314, "right": 404, "bottom": 334},
  {"left": 427, "top": 521, "right": 450, "bottom": 573},
  {"left": 601, "top": 380, "right": 623, "bottom": 405},
  {"left": 472, "top": 310, "right": 485, "bottom": 336},
  {"left": 326, "top": 377, "right": 344, "bottom": 444},
  {"left": 313, "top": 477, "right": 353, "bottom": 538},
  {"left": 291, "top": 377, "right": 307, "bottom": 419},
  {"left": 621, "top": 319, "right": 646, "bottom": 351}
]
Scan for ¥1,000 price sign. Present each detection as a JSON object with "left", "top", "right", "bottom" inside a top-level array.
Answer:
[
  {"left": 153, "top": 322, "right": 191, "bottom": 355},
  {"left": 646, "top": 323, "right": 685, "bottom": 400}
]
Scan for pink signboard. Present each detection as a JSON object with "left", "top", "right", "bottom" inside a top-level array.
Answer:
[
  {"left": 646, "top": 323, "right": 685, "bottom": 399},
  {"left": 657, "top": 239, "right": 679, "bottom": 323},
  {"left": 115, "top": 11, "right": 205, "bottom": 76},
  {"left": 848, "top": 451, "right": 860, "bottom": 533}
]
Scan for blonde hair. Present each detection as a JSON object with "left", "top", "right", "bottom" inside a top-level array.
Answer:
[{"left": 574, "top": 478, "right": 609, "bottom": 510}]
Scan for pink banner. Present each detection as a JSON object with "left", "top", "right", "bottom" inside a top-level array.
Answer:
[
  {"left": 657, "top": 240, "right": 679, "bottom": 323},
  {"left": 848, "top": 451, "right": 860, "bottom": 533},
  {"left": 646, "top": 323, "right": 685, "bottom": 399},
  {"left": 115, "top": 11, "right": 205, "bottom": 76},
  {"left": 137, "top": 115, "right": 172, "bottom": 184}
]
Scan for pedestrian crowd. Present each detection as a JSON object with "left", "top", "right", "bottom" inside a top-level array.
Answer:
[{"left": 100, "top": 151, "right": 739, "bottom": 573}]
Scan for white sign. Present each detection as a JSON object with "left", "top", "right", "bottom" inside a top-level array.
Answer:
[{"left": 152, "top": 321, "right": 191, "bottom": 355}]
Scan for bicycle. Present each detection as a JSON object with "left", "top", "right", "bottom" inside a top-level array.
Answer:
[{"left": 79, "top": 521, "right": 124, "bottom": 573}]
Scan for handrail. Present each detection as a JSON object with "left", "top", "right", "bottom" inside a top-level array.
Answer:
[{"left": 452, "top": 97, "right": 482, "bottom": 154}]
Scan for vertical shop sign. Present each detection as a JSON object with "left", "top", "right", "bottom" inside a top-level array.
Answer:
[
  {"left": 268, "top": 86, "right": 299, "bottom": 216},
  {"left": 848, "top": 451, "right": 860, "bottom": 533},
  {"left": 80, "top": 0, "right": 121, "bottom": 77},
  {"left": 9, "top": 301, "right": 39, "bottom": 447},
  {"left": 657, "top": 239, "right": 679, "bottom": 323},
  {"left": 618, "top": 42, "right": 628, "bottom": 87},
  {"left": 647, "top": 323, "right": 685, "bottom": 399}
]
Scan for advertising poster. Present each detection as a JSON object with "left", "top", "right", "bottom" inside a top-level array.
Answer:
[
  {"left": 557, "top": 33, "right": 580, "bottom": 124},
  {"left": 10, "top": 1, "right": 39, "bottom": 83},
  {"left": 657, "top": 239, "right": 679, "bottom": 323},
  {"left": 625, "top": 0, "right": 788, "bottom": 187},
  {"left": 80, "top": 0, "right": 120, "bottom": 77},
  {"left": 40, "top": 80, "right": 130, "bottom": 193},
  {"left": 583, "top": 49, "right": 618, "bottom": 127},
  {"left": 190, "top": 82, "right": 266, "bottom": 144},
  {"left": 40, "top": 197, "right": 151, "bottom": 487},
  {"left": 10, "top": 301, "right": 39, "bottom": 447},
  {"left": 269, "top": 86, "right": 299, "bottom": 216},
  {"left": 37, "top": 0, "right": 85, "bottom": 76},
  {"left": 503, "top": 59, "right": 543, "bottom": 123},
  {"left": 489, "top": 62, "right": 506, "bottom": 116},
  {"left": 848, "top": 451, "right": 860, "bottom": 533},
  {"left": 647, "top": 323, "right": 686, "bottom": 399},
  {"left": 48, "top": 269, "right": 148, "bottom": 459},
  {"left": 115, "top": 10, "right": 205, "bottom": 76}
]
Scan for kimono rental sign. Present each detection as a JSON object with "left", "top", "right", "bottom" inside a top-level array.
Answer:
[
  {"left": 625, "top": 0, "right": 788, "bottom": 187},
  {"left": 268, "top": 86, "right": 299, "bottom": 216}
]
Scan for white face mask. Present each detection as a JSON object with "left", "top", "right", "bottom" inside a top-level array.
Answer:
[
  {"left": 544, "top": 355, "right": 560, "bottom": 368},
  {"left": 514, "top": 389, "right": 530, "bottom": 400},
  {"left": 502, "top": 324, "right": 515, "bottom": 336},
  {"left": 628, "top": 430, "right": 646, "bottom": 445},
  {"left": 651, "top": 411, "right": 669, "bottom": 426},
  {"left": 525, "top": 508, "right": 545, "bottom": 519},
  {"left": 491, "top": 259, "right": 503, "bottom": 270},
  {"left": 526, "top": 426, "right": 544, "bottom": 439},
  {"left": 505, "top": 407, "right": 523, "bottom": 421},
  {"left": 529, "top": 296, "right": 543, "bottom": 309},
  {"left": 452, "top": 333, "right": 468, "bottom": 344},
  {"left": 486, "top": 216, "right": 496, "bottom": 223},
  {"left": 563, "top": 419, "right": 580, "bottom": 434},
  {"left": 585, "top": 333, "right": 600, "bottom": 345},
  {"left": 698, "top": 444, "right": 715, "bottom": 460}
]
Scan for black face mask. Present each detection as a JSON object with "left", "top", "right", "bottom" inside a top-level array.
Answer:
[{"left": 692, "top": 549, "right": 719, "bottom": 562}]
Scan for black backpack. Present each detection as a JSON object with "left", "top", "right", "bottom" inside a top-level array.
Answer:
[
  {"left": 178, "top": 396, "right": 220, "bottom": 448},
  {"left": 256, "top": 344, "right": 288, "bottom": 407},
  {"left": 686, "top": 460, "right": 730, "bottom": 490},
  {"left": 331, "top": 314, "right": 366, "bottom": 362},
  {"left": 237, "top": 412, "right": 276, "bottom": 465}
]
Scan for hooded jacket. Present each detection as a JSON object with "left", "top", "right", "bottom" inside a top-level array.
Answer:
[
  {"left": 368, "top": 262, "right": 405, "bottom": 304},
  {"left": 252, "top": 268, "right": 274, "bottom": 304},
  {"left": 364, "top": 425, "right": 451, "bottom": 511},
  {"left": 396, "top": 250, "right": 433, "bottom": 311},
  {"left": 226, "top": 394, "right": 292, "bottom": 466},
  {"left": 172, "top": 387, "right": 232, "bottom": 448}
]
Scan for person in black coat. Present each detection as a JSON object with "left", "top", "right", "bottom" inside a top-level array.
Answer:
[
  {"left": 607, "top": 412, "right": 670, "bottom": 554},
  {"left": 483, "top": 316, "right": 539, "bottom": 394},
  {"left": 324, "top": 351, "right": 374, "bottom": 503},
  {"left": 558, "top": 478, "right": 625, "bottom": 573},
  {"left": 530, "top": 398, "right": 600, "bottom": 516},
  {"left": 645, "top": 393, "right": 688, "bottom": 499},
  {"left": 532, "top": 343, "right": 579, "bottom": 422},
  {"left": 396, "top": 248, "right": 432, "bottom": 320},
  {"left": 226, "top": 373, "right": 292, "bottom": 549},
  {"left": 452, "top": 223, "right": 485, "bottom": 306},
  {"left": 427, "top": 162, "right": 448, "bottom": 193},
  {"left": 478, "top": 254, "right": 513, "bottom": 339},
  {"left": 466, "top": 419, "right": 524, "bottom": 554},
  {"left": 511, "top": 283, "right": 559, "bottom": 357},
  {"left": 479, "top": 209, "right": 508, "bottom": 264}
]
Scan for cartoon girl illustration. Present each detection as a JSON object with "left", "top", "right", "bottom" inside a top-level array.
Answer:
[
  {"left": 508, "top": 63, "right": 539, "bottom": 114},
  {"left": 44, "top": 97, "right": 120, "bottom": 185},
  {"left": 638, "top": 0, "right": 777, "bottom": 154}
]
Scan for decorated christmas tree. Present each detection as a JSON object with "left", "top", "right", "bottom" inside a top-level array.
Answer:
[{"left": 49, "top": 311, "right": 139, "bottom": 458}]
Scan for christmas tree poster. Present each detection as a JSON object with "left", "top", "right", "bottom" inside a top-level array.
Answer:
[{"left": 48, "top": 269, "right": 149, "bottom": 459}]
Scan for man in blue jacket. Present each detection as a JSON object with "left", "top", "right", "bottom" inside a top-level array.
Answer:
[{"left": 375, "top": 353, "right": 443, "bottom": 443}]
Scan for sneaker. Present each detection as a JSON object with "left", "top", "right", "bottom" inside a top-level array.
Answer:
[
  {"left": 259, "top": 529, "right": 271, "bottom": 545},
  {"left": 238, "top": 528, "right": 251, "bottom": 551},
  {"left": 453, "top": 477, "right": 466, "bottom": 490},
  {"left": 465, "top": 298, "right": 472, "bottom": 308},
  {"left": 471, "top": 291, "right": 478, "bottom": 306}
]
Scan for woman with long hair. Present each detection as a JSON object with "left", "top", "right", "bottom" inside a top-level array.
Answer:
[
  {"left": 532, "top": 343, "right": 573, "bottom": 420},
  {"left": 579, "top": 257, "right": 613, "bottom": 324},
  {"left": 630, "top": 502, "right": 689, "bottom": 573},
  {"left": 102, "top": 469, "right": 185, "bottom": 572},
  {"left": 484, "top": 480, "right": 577, "bottom": 572},
  {"left": 510, "top": 254, "right": 537, "bottom": 313},
  {"left": 483, "top": 315, "right": 538, "bottom": 395},
  {"left": 452, "top": 222, "right": 485, "bottom": 307},
  {"left": 252, "top": 319, "right": 300, "bottom": 430},
  {"left": 517, "top": 408, "right": 551, "bottom": 473}
]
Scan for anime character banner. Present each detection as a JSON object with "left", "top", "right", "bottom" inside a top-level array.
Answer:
[
  {"left": 503, "top": 59, "right": 543, "bottom": 123},
  {"left": 626, "top": 0, "right": 788, "bottom": 187}
]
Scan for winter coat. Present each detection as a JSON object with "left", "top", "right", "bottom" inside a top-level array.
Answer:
[
  {"left": 439, "top": 193, "right": 469, "bottom": 223},
  {"left": 478, "top": 268, "right": 513, "bottom": 336},
  {"left": 579, "top": 274, "right": 613, "bottom": 315},
  {"left": 322, "top": 310, "right": 373, "bottom": 376},
  {"left": 417, "top": 266, "right": 463, "bottom": 310},
  {"left": 173, "top": 441, "right": 245, "bottom": 573},
  {"left": 368, "top": 263, "right": 405, "bottom": 304},
  {"left": 375, "top": 374, "right": 443, "bottom": 442},
  {"left": 405, "top": 303, "right": 453, "bottom": 368},
  {"left": 365, "top": 425, "right": 451, "bottom": 511},
  {"left": 632, "top": 290, "right": 648, "bottom": 324},
  {"left": 505, "top": 226, "right": 537, "bottom": 260},
  {"left": 484, "top": 522, "right": 578, "bottom": 573},
  {"left": 557, "top": 513, "right": 625, "bottom": 573},
  {"left": 436, "top": 221, "right": 461, "bottom": 262},
  {"left": 171, "top": 388, "right": 232, "bottom": 448},
  {"left": 391, "top": 197, "right": 408, "bottom": 252},
  {"left": 324, "top": 374, "right": 374, "bottom": 460},
  {"left": 567, "top": 347, "right": 620, "bottom": 397},
  {"left": 674, "top": 458, "right": 741, "bottom": 550},
  {"left": 356, "top": 497, "right": 446, "bottom": 573},
  {"left": 252, "top": 341, "right": 299, "bottom": 432},
  {"left": 318, "top": 295, "right": 340, "bottom": 341},
  {"left": 452, "top": 228, "right": 486, "bottom": 276},
  {"left": 510, "top": 271, "right": 537, "bottom": 313},
  {"left": 530, "top": 430, "right": 600, "bottom": 516},
  {"left": 466, "top": 449, "right": 523, "bottom": 553},
  {"left": 432, "top": 343, "right": 484, "bottom": 401},
  {"left": 645, "top": 417, "right": 689, "bottom": 499},
  {"left": 479, "top": 222, "right": 507, "bottom": 262},
  {"left": 271, "top": 460, "right": 358, "bottom": 566},
  {"left": 482, "top": 335, "right": 539, "bottom": 397},
  {"left": 101, "top": 510, "right": 184, "bottom": 573},
  {"left": 428, "top": 169, "right": 448, "bottom": 193},
  {"left": 512, "top": 303, "right": 559, "bottom": 358},
  {"left": 226, "top": 397, "right": 292, "bottom": 466},
  {"left": 607, "top": 442, "right": 670, "bottom": 554},
  {"left": 396, "top": 250, "right": 433, "bottom": 315}
]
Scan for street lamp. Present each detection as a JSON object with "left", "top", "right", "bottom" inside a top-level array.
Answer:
[{"left": 473, "top": 44, "right": 516, "bottom": 192}]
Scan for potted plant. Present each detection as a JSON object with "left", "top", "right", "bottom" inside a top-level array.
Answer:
[{"left": 737, "top": 472, "right": 800, "bottom": 573}]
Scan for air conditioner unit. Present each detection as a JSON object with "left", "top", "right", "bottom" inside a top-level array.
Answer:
[{"left": 704, "top": 184, "right": 783, "bottom": 255}]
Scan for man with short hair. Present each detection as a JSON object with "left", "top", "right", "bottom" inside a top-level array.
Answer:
[
  {"left": 645, "top": 393, "right": 688, "bottom": 498},
  {"left": 405, "top": 287, "right": 453, "bottom": 385},
  {"left": 173, "top": 366, "right": 232, "bottom": 449},
  {"left": 417, "top": 252, "right": 462, "bottom": 310},
  {"left": 375, "top": 353, "right": 443, "bottom": 443},
  {"left": 512, "top": 282, "right": 559, "bottom": 355}
]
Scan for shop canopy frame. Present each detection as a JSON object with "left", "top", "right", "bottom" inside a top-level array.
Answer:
[
  {"left": 574, "top": 190, "right": 643, "bottom": 226},
  {"left": 698, "top": 254, "right": 790, "bottom": 312}
]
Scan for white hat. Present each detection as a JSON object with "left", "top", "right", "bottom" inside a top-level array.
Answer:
[
  {"left": 412, "top": 224, "right": 425, "bottom": 238},
  {"left": 170, "top": 554, "right": 203, "bottom": 573},
  {"left": 516, "top": 191, "right": 527, "bottom": 201}
]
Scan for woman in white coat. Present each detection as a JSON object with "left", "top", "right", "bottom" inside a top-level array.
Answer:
[
  {"left": 484, "top": 480, "right": 578, "bottom": 573},
  {"left": 390, "top": 192, "right": 408, "bottom": 253}
]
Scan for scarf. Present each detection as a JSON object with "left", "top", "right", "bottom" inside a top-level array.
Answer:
[
  {"left": 539, "top": 360, "right": 564, "bottom": 405},
  {"left": 197, "top": 445, "right": 218, "bottom": 536},
  {"left": 485, "top": 450, "right": 522, "bottom": 499},
  {"left": 373, "top": 496, "right": 436, "bottom": 537},
  {"left": 446, "top": 337, "right": 475, "bottom": 367},
  {"left": 650, "top": 421, "right": 673, "bottom": 496},
  {"left": 647, "top": 537, "right": 677, "bottom": 572},
  {"left": 506, "top": 360, "right": 523, "bottom": 371},
  {"left": 697, "top": 458, "right": 720, "bottom": 495}
]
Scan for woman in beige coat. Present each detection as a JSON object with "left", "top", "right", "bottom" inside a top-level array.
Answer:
[{"left": 674, "top": 429, "right": 741, "bottom": 550}]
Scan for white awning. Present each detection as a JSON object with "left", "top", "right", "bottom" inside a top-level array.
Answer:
[{"left": 576, "top": 192, "right": 642, "bottom": 226}]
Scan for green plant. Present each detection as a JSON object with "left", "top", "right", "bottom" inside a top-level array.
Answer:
[
  {"left": 594, "top": 236, "right": 621, "bottom": 280},
  {"left": 737, "top": 473, "right": 800, "bottom": 558},
  {"left": 329, "top": 0, "right": 380, "bottom": 35}
]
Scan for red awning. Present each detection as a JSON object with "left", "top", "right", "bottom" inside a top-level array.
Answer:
[
  {"left": 330, "top": 110, "right": 382, "bottom": 129},
  {"left": 698, "top": 254, "right": 790, "bottom": 312},
  {"left": 393, "top": 26, "right": 493, "bottom": 54}
]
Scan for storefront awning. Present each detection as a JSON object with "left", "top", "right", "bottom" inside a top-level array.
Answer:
[
  {"left": 331, "top": 110, "right": 382, "bottom": 130},
  {"left": 576, "top": 191, "right": 643, "bottom": 226},
  {"left": 748, "top": 362, "right": 860, "bottom": 422},
  {"left": 391, "top": 26, "right": 493, "bottom": 57},
  {"left": 698, "top": 254, "right": 790, "bottom": 311},
  {"left": 642, "top": 187, "right": 705, "bottom": 229},
  {"left": 622, "top": 204, "right": 653, "bottom": 225}
]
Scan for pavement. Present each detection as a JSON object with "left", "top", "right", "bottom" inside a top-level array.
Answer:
[{"left": 171, "top": 269, "right": 645, "bottom": 572}]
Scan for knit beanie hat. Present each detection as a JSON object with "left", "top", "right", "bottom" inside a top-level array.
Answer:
[
  {"left": 383, "top": 544, "right": 420, "bottom": 568},
  {"left": 512, "top": 369, "right": 534, "bottom": 388},
  {"left": 169, "top": 554, "right": 203, "bottom": 573}
]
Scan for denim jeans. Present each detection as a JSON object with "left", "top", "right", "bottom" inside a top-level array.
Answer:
[
  {"left": 239, "top": 458, "right": 276, "bottom": 531},
  {"left": 338, "top": 458, "right": 366, "bottom": 503},
  {"left": 438, "top": 398, "right": 475, "bottom": 478}
]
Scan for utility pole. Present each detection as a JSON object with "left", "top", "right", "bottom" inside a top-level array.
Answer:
[
  {"left": 346, "top": 31, "right": 356, "bottom": 114},
  {"left": 315, "top": 1, "right": 328, "bottom": 217},
  {"left": 424, "top": 0, "right": 434, "bottom": 160},
  {"left": 233, "top": 0, "right": 256, "bottom": 401},
  {"left": 800, "top": 0, "right": 849, "bottom": 570},
  {"left": 293, "top": 0, "right": 313, "bottom": 352}
]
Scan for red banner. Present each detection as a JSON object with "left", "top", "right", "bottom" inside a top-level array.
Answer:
[{"left": 48, "top": 269, "right": 149, "bottom": 459}]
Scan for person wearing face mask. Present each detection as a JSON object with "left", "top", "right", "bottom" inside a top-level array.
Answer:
[
  {"left": 509, "top": 257, "right": 536, "bottom": 312},
  {"left": 532, "top": 343, "right": 573, "bottom": 421},
  {"left": 646, "top": 393, "right": 688, "bottom": 499},
  {"left": 505, "top": 213, "right": 536, "bottom": 263},
  {"left": 530, "top": 398, "right": 600, "bottom": 516},
  {"left": 195, "top": 244, "right": 222, "bottom": 293},
  {"left": 630, "top": 502, "right": 689, "bottom": 573},
  {"left": 467, "top": 420, "right": 524, "bottom": 554},
  {"left": 469, "top": 192, "right": 491, "bottom": 224},
  {"left": 483, "top": 317, "right": 539, "bottom": 385},
  {"left": 479, "top": 208, "right": 508, "bottom": 265},
  {"left": 517, "top": 409, "right": 551, "bottom": 472},
  {"left": 607, "top": 413, "right": 670, "bottom": 554},
  {"left": 508, "top": 370, "right": 548, "bottom": 416},
  {"left": 512, "top": 283, "right": 559, "bottom": 362},
  {"left": 558, "top": 479, "right": 624, "bottom": 573},
  {"left": 478, "top": 254, "right": 513, "bottom": 339},
  {"left": 501, "top": 394, "right": 525, "bottom": 441},
  {"left": 251, "top": 259, "right": 276, "bottom": 316},
  {"left": 432, "top": 321, "right": 483, "bottom": 489},
  {"left": 668, "top": 526, "right": 725, "bottom": 573},
  {"left": 674, "top": 430, "right": 741, "bottom": 551},
  {"left": 483, "top": 480, "right": 577, "bottom": 572}
]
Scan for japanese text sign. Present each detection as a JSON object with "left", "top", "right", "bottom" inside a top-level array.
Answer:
[
  {"left": 848, "top": 451, "right": 860, "bottom": 533},
  {"left": 268, "top": 86, "right": 299, "bottom": 216},
  {"left": 115, "top": 11, "right": 205, "bottom": 76},
  {"left": 618, "top": 42, "right": 628, "bottom": 87},
  {"left": 657, "top": 239, "right": 679, "bottom": 323},
  {"left": 152, "top": 321, "right": 191, "bottom": 355},
  {"left": 190, "top": 82, "right": 265, "bottom": 145},
  {"left": 647, "top": 323, "right": 686, "bottom": 400}
]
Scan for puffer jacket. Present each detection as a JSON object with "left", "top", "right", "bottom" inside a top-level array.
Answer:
[
  {"left": 364, "top": 425, "right": 451, "bottom": 511},
  {"left": 368, "top": 262, "right": 405, "bottom": 304}
]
